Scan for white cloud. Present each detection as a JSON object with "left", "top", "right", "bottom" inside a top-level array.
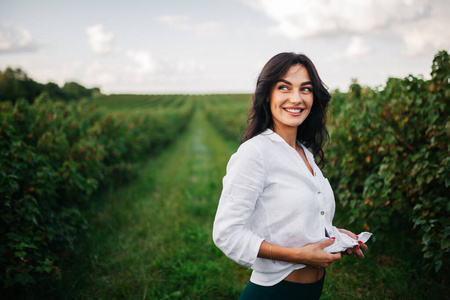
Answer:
[
  {"left": 86, "top": 24, "right": 115, "bottom": 55},
  {"left": 126, "top": 50, "right": 157, "bottom": 73},
  {"left": 24, "top": 60, "right": 130, "bottom": 92},
  {"left": 397, "top": 12, "right": 450, "bottom": 56},
  {"left": 156, "top": 15, "right": 224, "bottom": 36},
  {"left": 0, "top": 23, "right": 37, "bottom": 53},
  {"left": 346, "top": 36, "right": 371, "bottom": 58},
  {"left": 243, "top": 0, "right": 430, "bottom": 39},
  {"left": 243, "top": 0, "right": 450, "bottom": 57},
  {"left": 322, "top": 36, "right": 371, "bottom": 62},
  {"left": 56, "top": 55, "right": 207, "bottom": 93}
]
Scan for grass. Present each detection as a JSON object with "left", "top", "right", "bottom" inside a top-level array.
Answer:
[
  {"left": 54, "top": 103, "right": 249, "bottom": 299},
  {"left": 50, "top": 96, "right": 447, "bottom": 299}
]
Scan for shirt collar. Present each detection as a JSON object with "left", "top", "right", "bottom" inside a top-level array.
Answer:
[
  {"left": 261, "top": 128, "right": 317, "bottom": 175},
  {"left": 261, "top": 128, "right": 311, "bottom": 155},
  {"left": 261, "top": 128, "right": 287, "bottom": 143}
]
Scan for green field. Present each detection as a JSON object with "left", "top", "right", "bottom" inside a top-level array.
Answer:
[
  {"left": 2, "top": 50, "right": 449, "bottom": 298},
  {"left": 1, "top": 51, "right": 448, "bottom": 299},
  {"left": 41, "top": 92, "right": 444, "bottom": 299}
]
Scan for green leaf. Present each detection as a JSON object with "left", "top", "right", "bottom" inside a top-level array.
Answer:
[
  {"left": 441, "top": 238, "right": 450, "bottom": 250},
  {"left": 423, "top": 233, "right": 431, "bottom": 244},
  {"left": 14, "top": 251, "right": 26, "bottom": 258}
]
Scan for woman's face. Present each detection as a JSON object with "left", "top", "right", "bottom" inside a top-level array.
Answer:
[{"left": 269, "top": 64, "right": 313, "bottom": 134}]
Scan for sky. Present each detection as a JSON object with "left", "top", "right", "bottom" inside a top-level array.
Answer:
[{"left": 0, "top": 0, "right": 449, "bottom": 94}]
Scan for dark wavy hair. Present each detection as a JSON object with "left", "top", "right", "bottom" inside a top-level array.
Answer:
[{"left": 241, "top": 52, "right": 331, "bottom": 168}]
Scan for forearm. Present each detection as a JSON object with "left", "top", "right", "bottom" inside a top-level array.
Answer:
[
  {"left": 258, "top": 240, "right": 299, "bottom": 264},
  {"left": 257, "top": 239, "right": 341, "bottom": 268}
]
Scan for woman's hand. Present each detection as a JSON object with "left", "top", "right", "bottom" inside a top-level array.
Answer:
[
  {"left": 291, "top": 238, "right": 342, "bottom": 268},
  {"left": 338, "top": 228, "right": 368, "bottom": 259}
]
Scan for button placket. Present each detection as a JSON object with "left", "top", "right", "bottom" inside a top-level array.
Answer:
[{"left": 317, "top": 185, "right": 327, "bottom": 233}]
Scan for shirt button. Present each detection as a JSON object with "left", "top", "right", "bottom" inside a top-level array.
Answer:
[
  {"left": 317, "top": 191, "right": 321, "bottom": 195},
  {"left": 321, "top": 211, "right": 325, "bottom": 215}
]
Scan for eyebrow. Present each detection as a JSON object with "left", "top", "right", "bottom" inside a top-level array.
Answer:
[{"left": 277, "top": 79, "right": 313, "bottom": 86}]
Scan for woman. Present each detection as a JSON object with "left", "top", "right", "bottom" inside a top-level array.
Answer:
[{"left": 212, "top": 52, "right": 369, "bottom": 299}]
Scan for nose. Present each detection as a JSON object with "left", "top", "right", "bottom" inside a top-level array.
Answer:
[{"left": 290, "top": 90, "right": 302, "bottom": 104}]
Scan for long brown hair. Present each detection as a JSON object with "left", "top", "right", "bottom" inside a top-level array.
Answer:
[{"left": 241, "top": 52, "right": 331, "bottom": 168}]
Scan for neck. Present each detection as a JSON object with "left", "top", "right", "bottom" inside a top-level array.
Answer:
[{"left": 272, "top": 126, "right": 298, "bottom": 149}]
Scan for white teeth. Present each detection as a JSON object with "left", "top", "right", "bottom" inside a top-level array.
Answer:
[{"left": 285, "top": 108, "right": 302, "bottom": 113}]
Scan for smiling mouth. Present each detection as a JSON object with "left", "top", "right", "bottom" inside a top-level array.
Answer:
[{"left": 284, "top": 108, "right": 304, "bottom": 113}]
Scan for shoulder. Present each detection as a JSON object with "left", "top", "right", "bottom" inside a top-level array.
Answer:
[
  {"left": 227, "top": 131, "right": 274, "bottom": 171},
  {"left": 240, "top": 129, "right": 275, "bottom": 149},
  {"left": 235, "top": 130, "right": 274, "bottom": 158}
]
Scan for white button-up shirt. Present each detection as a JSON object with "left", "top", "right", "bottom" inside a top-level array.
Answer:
[{"left": 212, "top": 129, "right": 336, "bottom": 286}]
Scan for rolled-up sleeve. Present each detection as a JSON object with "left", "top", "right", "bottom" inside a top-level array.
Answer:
[{"left": 212, "top": 142, "right": 266, "bottom": 268}]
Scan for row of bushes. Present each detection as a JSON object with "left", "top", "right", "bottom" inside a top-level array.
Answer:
[
  {"left": 0, "top": 94, "right": 194, "bottom": 289},
  {"left": 326, "top": 50, "right": 449, "bottom": 273},
  {"left": 204, "top": 51, "right": 449, "bottom": 274},
  {"left": 203, "top": 94, "right": 250, "bottom": 143}
]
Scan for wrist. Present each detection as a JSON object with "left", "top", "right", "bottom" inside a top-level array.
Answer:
[{"left": 289, "top": 246, "right": 308, "bottom": 264}]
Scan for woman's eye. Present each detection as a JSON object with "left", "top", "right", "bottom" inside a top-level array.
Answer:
[
  {"left": 278, "top": 85, "right": 289, "bottom": 91},
  {"left": 301, "top": 87, "right": 312, "bottom": 93}
]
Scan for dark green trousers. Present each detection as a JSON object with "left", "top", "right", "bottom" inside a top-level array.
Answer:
[{"left": 238, "top": 271, "right": 325, "bottom": 300}]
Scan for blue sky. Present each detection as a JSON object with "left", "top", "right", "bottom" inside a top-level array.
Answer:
[{"left": 1, "top": 0, "right": 449, "bottom": 94}]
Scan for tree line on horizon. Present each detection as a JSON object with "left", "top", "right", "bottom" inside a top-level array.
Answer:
[{"left": 0, "top": 67, "right": 101, "bottom": 104}]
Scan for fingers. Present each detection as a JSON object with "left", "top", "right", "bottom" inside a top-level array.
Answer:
[
  {"left": 338, "top": 228, "right": 358, "bottom": 239},
  {"left": 354, "top": 245, "right": 365, "bottom": 259},
  {"left": 353, "top": 241, "right": 368, "bottom": 259},
  {"left": 305, "top": 239, "right": 342, "bottom": 268},
  {"left": 317, "top": 252, "right": 341, "bottom": 268},
  {"left": 319, "top": 237, "right": 336, "bottom": 249},
  {"left": 358, "top": 241, "right": 368, "bottom": 251},
  {"left": 343, "top": 241, "right": 368, "bottom": 259},
  {"left": 330, "top": 252, "right": 341, "bottom": 261},
  {"left": 338, "top": 228, "right": 369, "bottom": 260}
]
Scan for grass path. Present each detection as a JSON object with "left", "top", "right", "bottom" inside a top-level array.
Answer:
[{"left": 58, "top": 102, "right": 248, "bottom": 299}]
